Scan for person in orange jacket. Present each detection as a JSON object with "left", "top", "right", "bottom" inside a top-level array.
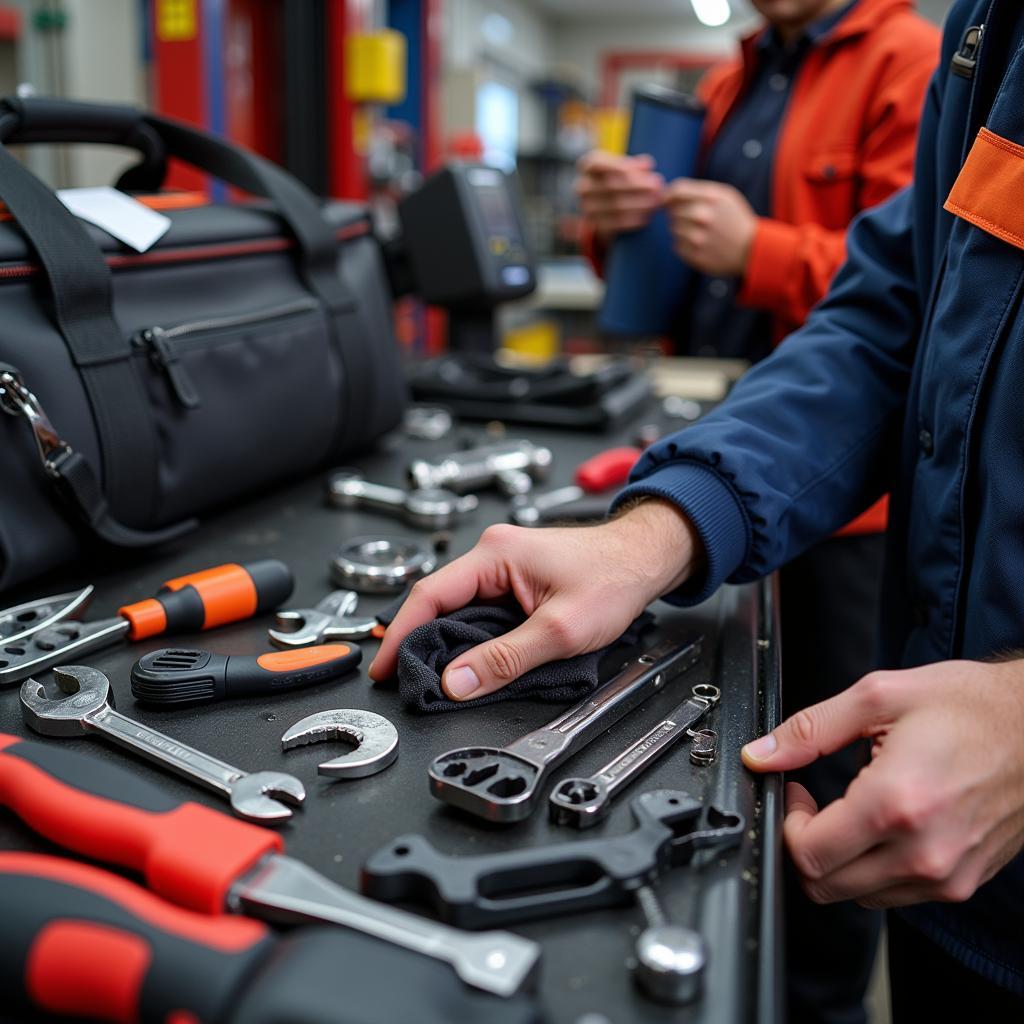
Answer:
[{"left": 575, "top": 2, "right": 938, "bottom": 1023}]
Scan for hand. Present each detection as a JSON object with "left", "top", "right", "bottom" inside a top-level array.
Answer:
[
  {"left": 742, "top": 660, "right": 1024, "bottom": 909},
  {"left": 574, "top": 150, "right": 665, "bottom": 242},
  {"left": 368, "top": 500, "right": 703, "bottom": 701},
  {"left": 663, "top": 178, "right": 757, "bottom": 277}
]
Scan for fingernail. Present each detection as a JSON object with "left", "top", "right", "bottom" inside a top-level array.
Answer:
[
  {"left": 445, "top": 665, "right": 481, "bottom": 700},
  {"left": 743, "top": 734, "right": 777, "bottom": 761},
  {"left": 367, "top": 659, "right": 378, "bottom": 679}
]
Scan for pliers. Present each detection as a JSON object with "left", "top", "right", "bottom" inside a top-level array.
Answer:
[{"left": 0, "top": 733, "right": 539, "bottom": 1022}]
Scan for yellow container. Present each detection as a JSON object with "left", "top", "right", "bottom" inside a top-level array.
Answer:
[
  {"left": 593, "top": 107, "right": 629, "bottom": 156},
  {"left": 345, "top": 30, "right": 407, "bottom": 105}
]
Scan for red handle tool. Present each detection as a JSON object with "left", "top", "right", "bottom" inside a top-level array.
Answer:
[
  {"left": 1, "top": 851, "right": 271, "bottom": 1024},
  {"left": 574, "top": 446, "right": 642, "bottom": 494},
  {"left": 118, "top": 559, "right": 294, "bottom": 641},
  {"left": 130, "top": 643, "right": 363, "bottom": 706}
]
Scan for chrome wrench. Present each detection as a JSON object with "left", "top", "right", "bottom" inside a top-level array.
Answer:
[
  {"left": 549, "top": 683, "right": 721, "bottom": 829},
  {"left": 428, "top": 635, "right": 702, "bottom": 823},
  {"left": 20, "top": 666, "right": 305, "bottom": 823}
]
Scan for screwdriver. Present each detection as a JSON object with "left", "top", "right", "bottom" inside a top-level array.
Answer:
[
  {"left": 131, "top": 643, "right": 363, "bottom": 707},
  {"left": 0, "top": 560, "right": 294, "bottom": 686}
]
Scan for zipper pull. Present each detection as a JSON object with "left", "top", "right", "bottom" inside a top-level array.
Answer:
[
  {"left": 951, "top": 24, "right": 983, "bottom": 80},
  {"left": 136, "top": 327, "right": 202, "bottom": 410}
]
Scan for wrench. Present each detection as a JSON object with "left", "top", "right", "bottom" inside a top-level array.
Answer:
[
  {"left": 428, "top": 635, "right": 702, "bottom": 823},
  {"left": 549, "top": 683, "right": 721, "bottom": 829},
  {"left": 269, "top": 590, "right": 380, "bottom": 648},
  {"left": 328, "top": 470, "right": 478, "bottom": 530},
  {"left": 20, "top": 666, "right": 305, "bottom": 824},
  {"left": 282, "top": 709, "right": 399, "bottom": 778}
]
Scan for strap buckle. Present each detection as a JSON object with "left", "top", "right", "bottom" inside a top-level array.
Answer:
[{"left": 0, "top": 368, "right": 73, "bottom": 477}]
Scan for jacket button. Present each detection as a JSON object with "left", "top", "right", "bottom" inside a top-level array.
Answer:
[
  {"left": 822, "top": 164, "right": 837, "bottom": 180},
  {"left": 919, "top": 429, "right": 934, "bottom": 456}
]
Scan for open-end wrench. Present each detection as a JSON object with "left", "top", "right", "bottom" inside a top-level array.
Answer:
[
  {"left": 268, "top": 590, "right": 381, "bottom": 649},
  {"left": 282, "top": 709, "right": 399, "bottom": 778},
  {"left": 328, "top": 470, "right": 478, "bottom": 530},
  {"left": 20, "top": 666, "right": 305, "bottom": 824},
  {"left": 0, "top": 734, "right": 540, "bottom": 998},
  {"left": 428, "top": 635, "right": 702, "bottom": 823},
  {"left": 549, "top": 683, "right": 721, "bottom": 829}
]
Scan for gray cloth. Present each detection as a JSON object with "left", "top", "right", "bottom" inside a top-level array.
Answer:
[{"left": 398, "top": 602, "right": 654, "bottom": 713}]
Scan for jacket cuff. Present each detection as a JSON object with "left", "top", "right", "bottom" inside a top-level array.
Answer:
[
  {"left": 610, "top": 461, "right": 750, "bottom": 606},
  {"left": 738, "top": 217, "right": 801, "bottom": 312}
]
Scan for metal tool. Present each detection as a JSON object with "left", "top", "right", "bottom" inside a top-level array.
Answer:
[
  {"left": 20, "top": 666, "right": 306, "bottom": 824},
  {"left": 363, "top": 789, "right": 744, "bottom": 929},
  {"left": 0, "top": 586, "right": 94, "bottom": 646},
  {"left": 330, "top": 536, "right": 438, "bottom": 594},
  {"left": 549, "top": 682, "right": 721, "bottom": 829},
  {"left": 131, "top": 644, "right": 362, "bottom": 707},
  {"left": 404, "top": 404, "right": 454, "bottom": 441},
  {"left": 633, "top": 886, "right": 706, "bottom": 1005},
  {"left": 428, "top": 635, "right": 702, "bottom": 823},
  {"left": 0, "top": 560, "right": 294, "bottom": 687},
  {"left": 328, "top": 470, "right": 478, "bottom": 530},
  {"left": 268, "top": 590, "right": 381, "bottom": 648},
  {"left": 689, "top": 728, "right": 717, "bottom": 766},
  {"left": 509, "top": 485, "right": 610, "bottom": 527},
  {"left": 0, "top": 735, "right": 540, "bottom": 998},
  {"left": 282, "top": 709, "right": 399, "bottom": 778},
  {"left": 408, "top": 439, "right": 553, "bottom": 497}
]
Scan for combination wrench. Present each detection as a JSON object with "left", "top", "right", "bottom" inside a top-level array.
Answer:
[
  {"left": 428, "top": 635, "right": 702, "bottom": 823},
  {"left": 20, "top": 666, "right": 306, "bottom": 823},
  {"left": 328, "top": 470, "right": 478, "bottom": 530},
  {"left": 549, "top": 682, "right": 721, "bottom": 829}
]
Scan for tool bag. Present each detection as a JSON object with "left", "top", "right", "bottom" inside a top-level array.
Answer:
[{"left": 0, "top": 97, "right": 406, "bottom": 594}]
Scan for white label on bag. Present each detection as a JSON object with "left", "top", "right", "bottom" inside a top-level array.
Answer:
[{"left": 56, "top": 186, "right": 172, "bottom": 253}]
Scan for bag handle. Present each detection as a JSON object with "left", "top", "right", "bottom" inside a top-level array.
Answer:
[{"left": 0, "top": 97, "right": 355, "bottom": 314}]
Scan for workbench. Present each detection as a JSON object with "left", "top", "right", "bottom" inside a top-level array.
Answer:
[{"left": 0, "top": 397, "right": 784, "bottom": 1024}]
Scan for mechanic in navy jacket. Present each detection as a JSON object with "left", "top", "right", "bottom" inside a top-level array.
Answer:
[{"left": 373, "top": 1, "right": 1024, "bottom": 1014}]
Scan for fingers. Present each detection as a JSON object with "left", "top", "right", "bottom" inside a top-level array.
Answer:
[
  {"left": 663, "top": 177, "right": 717, "bottom": 206},
  {"left": 442, "top": 602, "right": 588, "bottom": 701},
  {"left": 742, "top": 672, "right": 903, "bottom": 773},
  {"left": 368, "top": 550, "right": 494, "bottom": 680},
  {"left": 576, "top": 149, "right": 655, "bottom": 176}
]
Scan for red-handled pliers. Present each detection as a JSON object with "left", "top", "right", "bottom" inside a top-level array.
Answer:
[{"left": 0, "top": 733, "right": 540, "bottom": 1021}]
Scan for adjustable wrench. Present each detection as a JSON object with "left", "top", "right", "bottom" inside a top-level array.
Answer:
[
  {"left": 20, "top": 666, "right": 306, "bottom": 824},
  {"left": 549, "top": 683, "right": 721, "bottom": 829},
  {"left": 428, "top": 635, "right": 702, "bottom": 823},
  {"left": 268, "top": 589, "right": 381, "bottom": 648},
  {"left": 328, "top": 470, "right": 478, "bottom": 530}
]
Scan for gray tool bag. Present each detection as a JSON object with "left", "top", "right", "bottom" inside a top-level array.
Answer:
[{"left": 0, "top": 97, "right": 406, "bottom": 594}]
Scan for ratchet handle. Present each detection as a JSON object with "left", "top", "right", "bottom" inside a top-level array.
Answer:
[
  {"left": 119, "top": 559, "right": 295, "bottom": 641},
  {"left": 131, "top": 644, "right": 362, "bottom": 707},
  {"left": 0, "top": 735, "right": 281, "bottom": 913},
  {"left": 0, "top": 852, "right": 271, "bottom": 1024}
]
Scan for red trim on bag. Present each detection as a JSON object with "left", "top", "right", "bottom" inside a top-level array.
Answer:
[{"left": 0, "top": 221, "right": 371, "bottom": 282}]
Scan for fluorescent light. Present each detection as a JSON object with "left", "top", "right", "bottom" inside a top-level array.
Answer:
[{"left": 690, "top": 0, "right": 731, "bottom": 27}]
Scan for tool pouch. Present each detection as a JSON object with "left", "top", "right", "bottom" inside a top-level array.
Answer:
[{"left": 0, "top": 97, "right": 406, "bottom": 594}]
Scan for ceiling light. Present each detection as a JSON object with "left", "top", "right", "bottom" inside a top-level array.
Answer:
[{"left": 690, "top": 0, "right": 731, "bottom": 27}]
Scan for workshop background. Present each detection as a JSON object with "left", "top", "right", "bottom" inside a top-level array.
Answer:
[{"left": 0, "top": 0, "right": 953, "bottom": 357}]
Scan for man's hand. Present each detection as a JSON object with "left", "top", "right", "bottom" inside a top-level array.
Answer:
[
  {"left": 574, "top": 150, "right": 665, "bottom": 241},
  {"left": 663, "top": 178, "right": 758, "bottom": 277},
  {"left": 743, "top": 660, "right": 1024, "bottom": 909},
  {"left": 368, "top": 500, "right": 702, "bottom": 702}
]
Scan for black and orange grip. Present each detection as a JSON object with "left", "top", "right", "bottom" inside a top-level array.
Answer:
[
  {"left": 0, "top": 852, "right": 273, "bottom": 1024},
  {"left": 0, "top": 735, "right": 282, "bottom": 914},
  {"left": 131, "top": 644, "right": 363, "bottom": 707},
  {"left": 118, "top": 559, "right": 294, "bottom": 641}
]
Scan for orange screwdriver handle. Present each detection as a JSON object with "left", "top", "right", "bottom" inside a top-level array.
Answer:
[
  {"left": 118, "top": 559, "right": 294, "bottom": 641},
  {"left": 574, "top": 447, "right": 642, "bottom": 494}
]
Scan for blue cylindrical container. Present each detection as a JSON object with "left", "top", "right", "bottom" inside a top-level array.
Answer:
[{"left": 598, "top": 85, "right": 705, "bottom": 336}]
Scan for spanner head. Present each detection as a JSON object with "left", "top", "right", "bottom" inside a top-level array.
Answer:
[
  {"left": 269, "top": 607, "right": 337, "bottom": 648},
  {"left": 281, "top": 709, "right": 399, "bottom": 778},
  {"left": 230, "top": 771, "right": 307, "bottom": 823},
  {"left": 20, "top": 665, "right": 111, "bottom": 736},
  {"left": 548, "top": 776, "right": 612, "bottom": 828}
]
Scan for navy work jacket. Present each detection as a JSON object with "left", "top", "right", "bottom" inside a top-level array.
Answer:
[{"left": 616, "top": 0, "right": 1024, "bottom": 992}]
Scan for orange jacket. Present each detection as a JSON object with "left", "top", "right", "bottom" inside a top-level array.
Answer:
[{"left": 698, "top": 0, "right": 939, "bottom": 343}]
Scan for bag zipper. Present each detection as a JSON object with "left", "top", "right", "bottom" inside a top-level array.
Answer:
[{"left": 132, "top": 296, "right": 321, "bottom": 409}]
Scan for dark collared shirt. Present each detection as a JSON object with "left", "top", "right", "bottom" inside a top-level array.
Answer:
[{"left": 682, "top": 1, "right": 858, "bottom": 362}]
